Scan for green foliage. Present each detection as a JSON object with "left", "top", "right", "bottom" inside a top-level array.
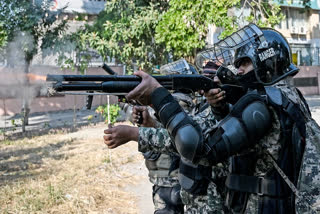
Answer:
[
  {"left": 155, "top": 0, "right": 240, "bottom": 60},
  {"left": 0, "top": 22, "right": 7, "bottom": 50},
  {"left": 47, "top": 183, "right": 64, "bottom": 204},
  {"left": 11, "top": 119, "right": 16, "bottom": 126},
  {"left": 96, "top": 104, "right": 121, "bottom": 124},
  {"left": 61, "top": 0, "right": 286, "bottom": 73},
  {"left": 87, "top": 115, "right": 93, "bottom": 121},
  {"left": 57, "top": 27, "right": 98, "bottom": 74},
  {"left": 155, "top": 0, "right": 285, "bottom": 60},
  {"left": 243, "top": 1, "right": 285, "bottom": 29},
  {"left": 72, "top": 0, "right": 171, "bottom": 73},
  {"left": 10, "top": 119, "right": 17, "bottom": 131},
  {"left": 0, "top": 0, "right": 68, "bottom": 65},
  {"left": 1, "top": 139, "right": 14, "bottom": 145},
  {"left": 43, "top": 122, "right": 50, "bottom": 129},
  {"left": 102, "top": 156, "right": 111, "bottom": 163}
]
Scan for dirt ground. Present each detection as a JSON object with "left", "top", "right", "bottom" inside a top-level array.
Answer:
[
  {"left": 0, "top": 122, "right": 153, "bottom": 214},
  {"left": 1, "top": 98, "right": 320, "bottom": 214}
]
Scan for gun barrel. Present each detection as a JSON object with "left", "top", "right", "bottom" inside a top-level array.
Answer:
[
  {"left": 53, "top": 81, "right": 174, "bottom": 93},
  {"left": 47, "top": 75, "right": 139, "bottom": 82},
  {"left": 47, "top": 74, "right": 176, "bottom": 82},
  {"left": 54, "top": 82, "right": 103, "bottom": 91},
  {"left": 47, "top": 74, "right": 212, "bottom": 82}
]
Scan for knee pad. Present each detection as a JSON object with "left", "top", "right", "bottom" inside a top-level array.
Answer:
[{"left": 157, "top": 186, "right": 183, "bottom": 206}]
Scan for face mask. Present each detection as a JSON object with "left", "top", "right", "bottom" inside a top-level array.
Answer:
[{"left": 236, "top": 69, "right": 261, "bottom": 90}]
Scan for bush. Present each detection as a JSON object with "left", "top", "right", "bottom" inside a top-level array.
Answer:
[{"left": 96, "top": 104, "right": 120, "bottom": 124}]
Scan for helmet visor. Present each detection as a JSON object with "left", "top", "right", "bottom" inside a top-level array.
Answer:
[
  {"left": 213, "top": 23, "right": 264, "bottom": 67},
  {"left": 160, "top": 58, "right": 197, "bottom": 75},
  {"left": 195, "top": 46, "right": 217, "bottom": 71}
]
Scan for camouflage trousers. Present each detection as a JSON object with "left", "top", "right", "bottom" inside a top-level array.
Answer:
[
  {"left": 153, "top": 185, "right": 167, "bottom": 211},
  {"left": 152, "top": 185, "right": 184, "bottom": 214}
]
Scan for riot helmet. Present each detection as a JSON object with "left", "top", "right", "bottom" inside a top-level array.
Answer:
[
  {"left": 195, "top": 48, "right": 239, "bottom": 84},
  {"left": 160, "top": 58, "right": 198, "bottom": 75},
  {"left": 195, "top": 47, "right": 224, "bottom": 73},
  {"left": 213, "top": 23, "right": 299, "bottom": 86},
  {"left": 202, "top": 61, "right": 220, "bottom": 79}
]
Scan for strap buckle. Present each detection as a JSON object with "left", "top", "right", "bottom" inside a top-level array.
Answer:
[{"left": 257, "top": 176, "right": 264, "bottom": 196}]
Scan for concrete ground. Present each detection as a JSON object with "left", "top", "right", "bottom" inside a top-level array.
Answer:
[
  {"left": 0, "top": 108, "right": 104, "bottom": 138},
  {"left": 306, "top": 95, "right": 320, "bottom": 124}
]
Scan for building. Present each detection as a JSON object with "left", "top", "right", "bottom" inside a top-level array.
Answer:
[
  {"left": 275, "top": 0, "right": 320, "bottom": 66},
  {"left": 207, "top": 0, "right": 320, "bottom": 95},
  {"left": 274, "top": 0, "right": 320, "bottom": 95}
]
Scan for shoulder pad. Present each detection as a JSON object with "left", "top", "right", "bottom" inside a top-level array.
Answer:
[{"left": 265, "top": 86, "right": 282, "bottom": 106}]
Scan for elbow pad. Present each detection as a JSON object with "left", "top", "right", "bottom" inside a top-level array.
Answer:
[
  {"left": 206, "top": 92, "right": 272, "bottom": 164},
  {"left": 151, "top": 87, "right": 203, "bottom": 162}
]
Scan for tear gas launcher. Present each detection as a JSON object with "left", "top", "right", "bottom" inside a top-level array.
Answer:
[{"left": 46, "top": 64, "right": 245, "bottom": 108}]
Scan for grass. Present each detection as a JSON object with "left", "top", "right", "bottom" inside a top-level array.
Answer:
[
  {"left": 0, "top": 122, "right": 144, "bottom": 214},
  {"left": 1, "top": 139, "right": 15, "bottom": 145}
]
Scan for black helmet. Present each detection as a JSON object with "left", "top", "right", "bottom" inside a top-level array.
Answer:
[{"left": 213, "top": 24, "right": 299, "bottom": 85}]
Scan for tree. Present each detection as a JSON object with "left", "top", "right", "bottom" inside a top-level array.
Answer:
[
  {"left": 155, "top": 0, "right": 240, "bottom": 62},
  {"left": 0, "top": 22, "right": 8, "bottom": 63},
  {"left": 66, "top": 0, "right": 288, "bottom": 75},
  {"left": 0, "top": 22, "right": 7, "bottom": 50},
  {"left": 74, "top": 0, "right": 171, "bottom": 73},
  {"left": 0, "top": 0, "right": 68, "bottom": 132},
  {"left": 155, "top": 0, "right": 286, "bottom": 62},
  {"left": 240, "top": 0, "right": 285, "bottom": 28}
]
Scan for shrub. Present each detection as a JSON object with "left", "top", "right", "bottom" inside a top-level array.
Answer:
[{"left": 96, "top": 104, "right": 120, "bottom": 124}]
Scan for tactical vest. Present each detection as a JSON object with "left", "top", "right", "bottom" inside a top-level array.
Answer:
[
  {"left": 225, "top": 86, "right": 310, "bottom": 214},
  {"left": 143, "top": 151, "right": 179, "bottom": 179}
]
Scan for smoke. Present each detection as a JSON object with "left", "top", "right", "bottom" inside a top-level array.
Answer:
[{"left": 0, "top": 31, "right": 45, "bottom": 115}]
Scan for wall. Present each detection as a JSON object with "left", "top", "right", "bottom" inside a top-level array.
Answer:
[
  {"left": 293, "top": 66, "right": 320, "bottom": 95},
  {"left": 52, "top": 0, "right": 107, "bottom": 15},
  {"left": 0, "top": 65, "right": 123, "bottom": 116},
  {"left": 1, "top": 65, "right": 319, "bottom": 116}
]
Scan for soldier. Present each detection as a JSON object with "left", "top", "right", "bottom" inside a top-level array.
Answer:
[
  {"left": 124, "top": 24, "right": 312, "bottom": 213},
  {"left": 105, "top": 59, "right": 205, "bottom": 213},
  {"left": 135, "top": 105, "right": 184, "bottom": 214},
  {"left": 104, "top": 61, "right": 230, "bottom": 213}
]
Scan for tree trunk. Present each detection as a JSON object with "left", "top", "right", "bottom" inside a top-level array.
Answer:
[
  {"left": 2, "top": 99, "right": 6, "bottom": 140},
  {"left": 21, "top": 60, "right": 31, "bottom": 133}
]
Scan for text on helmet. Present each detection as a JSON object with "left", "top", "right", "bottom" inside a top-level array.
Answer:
[{"left": 258, "top": 48, "right": 276, "bottom": 62}]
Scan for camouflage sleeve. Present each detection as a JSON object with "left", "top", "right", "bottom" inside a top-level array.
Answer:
[
  {"left": 192, "top": 105, "right": 220, "bottom": 136},
  {"left": 137, "top": 105, "right": 221, "bottom": 156},
  {"left": 138, "top": 127, "right": 177, "bottom": 154}
]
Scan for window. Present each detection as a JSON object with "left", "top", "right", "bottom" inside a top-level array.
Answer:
[
  {"left": 286, "top": 9, "right": 289, "bottom": 29},
  {"left": 292, "top": 52, "right": 298, "bottom": 65}
]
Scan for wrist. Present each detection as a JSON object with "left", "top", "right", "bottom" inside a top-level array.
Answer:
[{"left": 129, "top": 127, "right": 139, "bottom": 141}]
